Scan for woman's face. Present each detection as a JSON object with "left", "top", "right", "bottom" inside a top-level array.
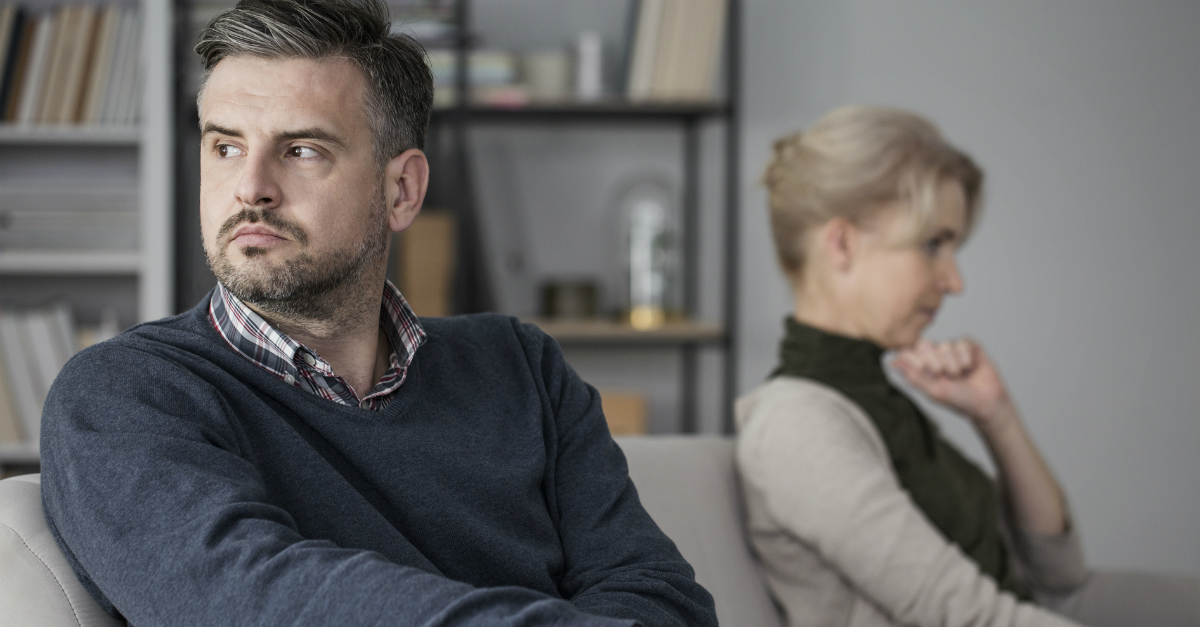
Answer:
[{"left": 845, "top": 181, "right": 968, "bottom": 349}]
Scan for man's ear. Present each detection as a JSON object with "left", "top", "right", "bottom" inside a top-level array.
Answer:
[
  {"left": 383, "top": 148, "right": 430, "bottom": 233},
  {"left": 820, "top": 217, "right": 857, "bottom": 273}
]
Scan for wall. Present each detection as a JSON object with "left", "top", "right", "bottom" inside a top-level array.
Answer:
[{"left": 739, "top": 0, "right": 1200, "bottom": 576}]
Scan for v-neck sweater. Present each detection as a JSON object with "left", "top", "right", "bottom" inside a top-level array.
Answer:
[{"left": 39, "top": 293, "right": 716, "bottom": 627}]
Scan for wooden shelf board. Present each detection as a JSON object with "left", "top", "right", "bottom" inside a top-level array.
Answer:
[
  {"left": 0, "top": 442, "right": 39, "bottom": 465},
  {"left": 0, "top": 250, "right": 141, "bottom": 275},
  {"left": 525, "top": 318, "right": 725, "bottom": 346},
  {"left": 0, "top": 125, "right": 140, "bottom": 146},
  {"left": 432, "top": 100, "right": 729, "bottom": 122}
]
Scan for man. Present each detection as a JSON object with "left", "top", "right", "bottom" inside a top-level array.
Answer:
[{"left": 39, "top": 1, "right": 717, "bottom": 625}]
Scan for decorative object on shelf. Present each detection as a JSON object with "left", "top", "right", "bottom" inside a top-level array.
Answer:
[
  {"left": 523, "top": 49, "right": 570, "bottom": 103},
  {"left": 0, "top": 2, "right": 141, "bottom": 127},
  {"left": 574, "top": 30, "right": 602, "bottom": 101},
  {"left": 626, "top": 0, "right": 727, "bottom": 102},
  {"left": 393, "top": 211, "right": 456, "bottom": 317},
  {"left": 540, "top": 279, "right": 598, "bottom": 321},
  {"left": 598, "top": 388, "right": 646, "bottom": 435},
  {"left": 615, "top": 174, "right": 678, "bottom": 331}
]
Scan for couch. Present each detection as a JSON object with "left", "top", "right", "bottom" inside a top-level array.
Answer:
[{"left": 0, "top": 436, "right": 782, "bottom": 626}]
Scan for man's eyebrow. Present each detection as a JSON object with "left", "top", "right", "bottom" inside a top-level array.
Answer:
[
  {"left": 273, "top": 128, "right": 348, "bottom": 150},
  {"left": 200, "top": 122, "right": 242, "bottom": 139},
  {"left": 198, "top": 124, "right": 348, "bottom": 151}
]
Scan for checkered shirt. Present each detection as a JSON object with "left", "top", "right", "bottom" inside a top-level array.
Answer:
[{"left": 208, "top": 281, "right": 426, "bottom": 410}]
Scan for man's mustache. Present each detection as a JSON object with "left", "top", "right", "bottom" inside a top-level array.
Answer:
[{"left": 217, "top": 208, "right": 309, "bottom": 246}]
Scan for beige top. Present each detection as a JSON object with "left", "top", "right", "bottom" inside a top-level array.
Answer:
[{"left": 736, "top": 377, "right": 1089, "bottom": 627}]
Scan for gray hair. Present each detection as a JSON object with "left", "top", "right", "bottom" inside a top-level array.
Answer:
[
  {"left": 763, "top": 105, "right": 984, "bottom": 278},
  {"left": 195, "top": 0, "right": 433, "bottom": 167}
]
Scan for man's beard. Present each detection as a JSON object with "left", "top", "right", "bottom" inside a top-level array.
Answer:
[{"left": 205, "top": 188, "right": 390, "bottom": 324}]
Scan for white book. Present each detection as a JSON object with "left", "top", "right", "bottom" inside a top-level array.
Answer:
[
  {"left": 22, "top": 310, "right": 62, "bottom": 405},
  {"left": 81, "top": 4, "right": 119, "bottom": 124},
  {"left": 649, "top": 0, "right": 683, "bottom": 100},
  {"left": 695, "top": 0, "right": 728, "bottom": 99},
  {"left": 0, "top": 311, "right": 41, "bottom": 442},
  {"left": 99, "top": 7, "right": 131, "bottom": 125},
  {"left": 0, "top": 341, "right": 24, "bottom": 444},
  {"left": 14, "top": 13, "right": 52, "bottom": 125},
  {"left": 50, "top": 303, "right": 75, "bottom": 367},
  {"left": 626, "top": 0, "right": 662, "bottom": 101},
  {"left": 117, "top": 8, "right": 140, "bottom": 125}
]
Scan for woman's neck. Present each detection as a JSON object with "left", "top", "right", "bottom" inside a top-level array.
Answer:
[{"left": 792, "top": 279, "right": 864, "bottom": 341}]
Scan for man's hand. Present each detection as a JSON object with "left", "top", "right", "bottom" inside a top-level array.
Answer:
[{"left": 892, "top": 338, "right": 1015, "bottom": 434}]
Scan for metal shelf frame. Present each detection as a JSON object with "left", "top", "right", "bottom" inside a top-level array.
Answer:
[{"left": 435, "top": 0, "right": 741, "bottom": 433}]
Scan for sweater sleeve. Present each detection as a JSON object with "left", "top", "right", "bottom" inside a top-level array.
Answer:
[
  {"left": 515, "top": 322, "right": 717, "bottom": 627},
  {"left": 40, "top": 343, "right": 636, "bottom": 627},
  {"left": 736, "top": 382, "right": 1083, "bottom": 627}
]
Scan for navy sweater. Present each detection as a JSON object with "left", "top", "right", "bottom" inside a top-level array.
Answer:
[{"left": 40, "top": 295, "right": 716, "bottom": 627}]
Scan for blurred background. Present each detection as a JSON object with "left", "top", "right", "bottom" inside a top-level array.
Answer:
[{"left": 0, "top": 0, "right": 1196, "bottom": 577}]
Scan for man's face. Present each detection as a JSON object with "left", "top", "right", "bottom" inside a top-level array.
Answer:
[{"left": 198, "top": 56, "right": 388, "bottom": 318}]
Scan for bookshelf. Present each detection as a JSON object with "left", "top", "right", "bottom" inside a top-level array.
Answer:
[
  {"left": 0, "top": 0, "right": 175, "bottom": 470},
  {"left": 429, "top": 0, "right": 742, "bottom": 433}
]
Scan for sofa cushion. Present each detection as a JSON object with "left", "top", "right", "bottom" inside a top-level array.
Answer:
[
  {"left": 0, "top": 474, "right": 123, "bottom": 627},
  {"left": 617, "top": 436, "right": 783, "bottom": 627}
]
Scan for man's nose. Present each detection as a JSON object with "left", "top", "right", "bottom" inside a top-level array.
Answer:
[{"left": 233, "top": 150, "right": 282, "bottom": 209}]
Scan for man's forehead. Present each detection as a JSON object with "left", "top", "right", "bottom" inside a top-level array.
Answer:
[{"left": 199, "top": 55, "right": 367, "bottom": 126}]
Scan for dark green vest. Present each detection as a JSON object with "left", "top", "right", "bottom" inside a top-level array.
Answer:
[{"left": 772, "top": 317, "right": 1027, "bottom": 598}]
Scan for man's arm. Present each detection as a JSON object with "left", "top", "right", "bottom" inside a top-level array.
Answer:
[
  {"left": 517, "top": 321, "right": 718, "bottom": 627},
  {"left": 41, "top": 343, "right": 638, "bottom": 627}
]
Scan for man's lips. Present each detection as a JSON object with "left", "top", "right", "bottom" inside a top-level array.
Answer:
[{"left": 229, "top": 224, "right": 288, "bottom": 248}]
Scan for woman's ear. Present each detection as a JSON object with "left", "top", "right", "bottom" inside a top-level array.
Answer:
[
  {"left": 820, "top": 217, "right": 856, "bottom": 273},
  {"left": 384, "top": 149, "right": 430, "bottom": 233}
]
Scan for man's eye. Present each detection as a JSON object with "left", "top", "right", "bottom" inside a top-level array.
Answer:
[
  {"left": 217, "top": 144, "right": 244, "bottom": 158},
  {"left": 288, "top": 146, "right": 320, "bottom": 159}
]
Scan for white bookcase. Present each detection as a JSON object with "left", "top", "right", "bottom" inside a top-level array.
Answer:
[{"left": 0, "top": 0, "right": 174, "bottom": 468}]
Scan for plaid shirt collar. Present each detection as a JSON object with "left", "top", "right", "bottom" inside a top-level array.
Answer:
[{"left": 208, "top": 281, "right": 426, "bottom": 410}]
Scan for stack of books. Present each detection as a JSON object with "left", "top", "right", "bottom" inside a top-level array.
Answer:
[
  {"left": 0, "top": 305, "right": 118, "bottom": 450},
  {"left": 625, "top": 0, "right": 728, "bottom": 103},
  {"left": 0, "top": 181, "right": 138, "bottom": 251},
  {"left": 0, "top": 3, "right": 142, "bottom": 127}
]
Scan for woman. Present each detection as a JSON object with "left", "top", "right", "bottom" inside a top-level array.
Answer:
[{"left": 737, "top": 105, "right": 1198, "bottom": 627}]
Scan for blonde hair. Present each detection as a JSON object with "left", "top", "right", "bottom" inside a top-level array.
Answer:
[{"left": 763, "top": 105, "right": 984, "bottom": 277}]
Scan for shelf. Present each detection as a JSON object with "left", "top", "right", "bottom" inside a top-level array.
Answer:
[
  {"left": 526, "top": 318, "right": 725, "bottom": 347},
  {"left": 0, "top": 125, "right": 140, "bottom": 146},
  {"left": 431, "top": 100, "right": 729, "bottom": 123},
  {"left": 0, "top": 442, "right": 39, "bottom": 466},
  {"left": 0, "top": 251, "right": 140, "bottom": 275}
]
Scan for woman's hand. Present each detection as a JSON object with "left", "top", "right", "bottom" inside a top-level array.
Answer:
[
  {"left": 892, "top": 338, "right": 1017, "bottom": 434},
  {"left": 894, "top": 337, "right": 1068, "bottom": 535}
]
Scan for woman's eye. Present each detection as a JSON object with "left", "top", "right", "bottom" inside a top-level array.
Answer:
[
  {"left": 217, "top": 144, "right": 244, "bottom": 158},
  {"left": 288, "top": 146, "right": 320, "bottom": 159},
  {"left": 924, "top": 237, "right": 945, "bottom": 255}
]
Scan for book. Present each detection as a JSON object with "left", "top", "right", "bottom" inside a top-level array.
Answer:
[
  {"left": 81, "top": 4, "right": 118, "bottom": 124},
  {"left": 98, "top": 5, "right": 129, "bottom": 124},
  {"left": 650, "top": 0, "right": 682, "bottom": 100},
  {"left": 2, "top": 12, "right": 31, "bottom": 120},
  {"left": 0, "top": 4, "right": 17, "bottom": 104},
  {"left": 37, "top": 4, "right": 73, "bottom": 124},
  {"left": 118, "top": 8, "right": 142, "bottom": 125},
  {"left": 58, "top": 3, "right": 97, "bottom": 123},
  {"left": 22, "top": 310, "right": 62, "bottom": 406},
  {"left": 0, "top": 311, "right": 41, "bottom": 442},
  {"left": 0, "top": 342, "right": 24, "bottom": 444},
  {"left": 395, "top": 212, "right": 457, "bottom": 317},
  {"left": 13, "top": 12, "right": 51, "bottom": 124},
  {"left": 0, "top": 5, "right": 27, "bottom": 118},
  {"left": 105, "top": 7, "right": 137, "bottom": 125},
  {"left": 626, "top": 0, "right": 662, "bottom": 101}
]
